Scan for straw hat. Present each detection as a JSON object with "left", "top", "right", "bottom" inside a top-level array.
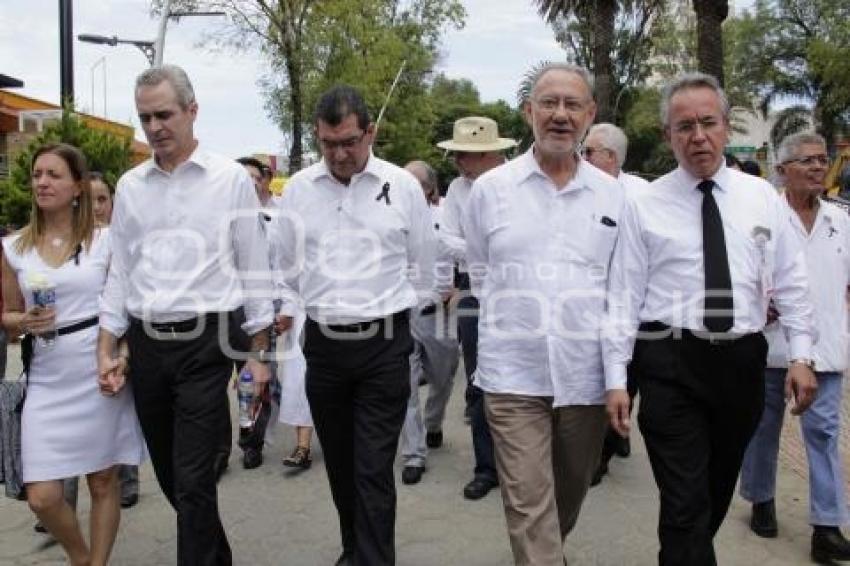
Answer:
[{"left": 436, "top": 116, "right": 517, "bottom": 152}]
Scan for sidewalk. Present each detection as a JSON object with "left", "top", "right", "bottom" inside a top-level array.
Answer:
[{"left": 0, "top": 345, "right": 834, "bottom": 565}]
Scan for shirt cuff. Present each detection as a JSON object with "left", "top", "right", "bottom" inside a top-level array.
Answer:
[
  {"left": 99, "top": 311, "right": 129, "bottom": 339},
  {"left": 788, "top": 333, "right": 813, "bottom": 361},
  {"left": 604, "top": 361, "right": 628, "bottom": 391}
]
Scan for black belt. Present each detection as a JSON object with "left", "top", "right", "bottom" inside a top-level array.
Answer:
[
  {"left": 638, "top": 321, "right": 757, "bottom": 346},
  {"left": 129, "top": 312, "right": 225, "bottom": 335},
  {"left": 312, "top": 310, "right": 409, "bottom": 333},
  {"left": 21, "top": 316, "right": 99, "bottom": 376}
]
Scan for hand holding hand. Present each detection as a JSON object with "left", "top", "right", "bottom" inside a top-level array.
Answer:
[{"left": 273, "top": 315, "right": 293, "bottom": 335}]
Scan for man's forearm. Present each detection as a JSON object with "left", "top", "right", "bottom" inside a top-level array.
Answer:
[{"left": 97, "top": 328, "right": 119, "bottom": 359}]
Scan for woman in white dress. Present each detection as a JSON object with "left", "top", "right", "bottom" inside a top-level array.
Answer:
[
  {"left": 1, "top": 143, "right": 144, "bottom": 566},
  {"left": 276, "top": 309, "right": 314, "bottom": 468}
]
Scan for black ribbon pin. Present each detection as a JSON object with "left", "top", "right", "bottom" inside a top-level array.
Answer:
[{"left": 376, "top": 182, "right": 391, "bottom": 205}]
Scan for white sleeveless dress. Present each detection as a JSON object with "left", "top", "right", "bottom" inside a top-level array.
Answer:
[{"left": 2, "top": 229, "right": 145, "bottom": 482}]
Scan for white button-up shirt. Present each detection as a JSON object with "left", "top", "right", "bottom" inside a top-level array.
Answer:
[
  {"left": 766, "top": 197, "right": 850, "bottom": 371},
  {"left": 618, "top": 171, "right": 650, "bottom": 191},
  {"left": 100, "top": 145, "right": 274, "bottom": 336},
  {"left": 440, "top": 176, "right": 473, "bottom": 273},
  {"left": 464, "top": 149, "right": 624, "bottom": 406},
  {"left": 274, "top": 153, "right": 437, "bottom": 324},
  {"left": 603, "top": 165, "right": 815, "bottom": 390}
]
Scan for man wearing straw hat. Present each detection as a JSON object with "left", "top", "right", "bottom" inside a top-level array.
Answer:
[{"left": 438, "top": 116, "right": 517, "bottom": 501}]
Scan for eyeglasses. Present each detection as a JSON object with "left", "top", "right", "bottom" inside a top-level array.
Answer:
[
  {"left": 318, "top": 131, "right": 366, "bottom": 152},
  {"left": 784, "top": 155, "right": 829, "bottom": 167},
  {"left": 532, "top": 96, "right": 589, "bottom": 114},
  {"left": 582, "top": 146, "right": 613, "bottom": 159},
  {"left": 671, "top": 117, "right": 724, "bottom": 135}
]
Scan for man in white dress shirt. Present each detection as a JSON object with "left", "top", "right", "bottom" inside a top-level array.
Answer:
[
  {"left": 464, "top": 62, "right": 623, "bottom": 565},
  {"left": 603, "top": 72, "right": 817, "bottom": 565},
  {"left": 274, "top": 85, "right": 436, "bottom": 566},
  {"left": 739, "top": 132, "right": 850, "bottom": 562},
  {"left": 581, "top": 122, "right": 648, "bottom": 484},
  {"left": 98, "top": 65, "right": 273, "bottom": 565},
  {"left": 438, "top": 116, "right": 516, "bottom": 501}
]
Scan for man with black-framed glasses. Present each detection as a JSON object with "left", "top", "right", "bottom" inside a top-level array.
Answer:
[{"left": 273, "top": 85, "right": 437, "bottom": 566}]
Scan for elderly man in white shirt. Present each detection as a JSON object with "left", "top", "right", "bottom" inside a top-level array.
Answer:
[
  {"left": 464, "top": 62, "right": 623, "bottom": 566},
  {"left": 438, "top": 116, "right": 517, "bottom": 501},
  {"left": 739, "top": 132, "right": 850, "bottom": 563},
  {"left": 603, "top": 72, "right": 817, "bottom": 566},
  {"left": 98, "top": 65, "right": 273, "bottom": 565},
  {"left": 581, "top": 122, "right": 648, "bottom": 484},
  {"left": 274, "top": 85, "right": 436, "bottom": 566}
]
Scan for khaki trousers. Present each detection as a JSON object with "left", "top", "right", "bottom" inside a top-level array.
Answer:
[{"left": 485, "top": 393, "right": 607, "bottom": 566}]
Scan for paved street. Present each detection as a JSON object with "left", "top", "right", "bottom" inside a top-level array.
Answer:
[{"left": 0, "top": 343, "right": 843, "bottom": 565}]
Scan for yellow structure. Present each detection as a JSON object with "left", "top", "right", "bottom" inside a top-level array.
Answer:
[
  {"left": 0, "top": 89, "right": 150, "bottom": 176},
  {"left": 826, "top": 146, "right": 850, "bottom": 197}
]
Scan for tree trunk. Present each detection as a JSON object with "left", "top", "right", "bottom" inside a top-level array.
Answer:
[
  {"left": 592, "top": 0, "right": 617, "bottom": 122},
  {"left": 287, "top": 57, "right": 304, "bottom": 174},
  {"left": 693, "top": 0, "right": 728, "bottom": 86}
]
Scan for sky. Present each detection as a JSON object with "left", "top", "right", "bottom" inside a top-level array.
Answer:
[{"left": 0, "top": 0, "right": 753, "bottom": 161}]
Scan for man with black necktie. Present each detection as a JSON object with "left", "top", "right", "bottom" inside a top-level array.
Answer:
[
  {"left": 274, "top": 85, "right": 436, "bottom": 566},
  {"left": 603, "top": 72, "right": 818, "bottom": 566}
]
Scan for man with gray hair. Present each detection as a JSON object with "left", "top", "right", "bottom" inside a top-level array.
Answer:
[
  {"left": 739, "top": 132, "right": 850, "bottom": 562},
  {"left": 583, "top": 122, "right": 649, "bottom": 190},
  {"left": 464, "top": 62, "right": 623, "bottom": 564},
  {"left": 603, "top": 72, "right": 817, "bottom": 565},
  {"left": 98, "top": 64, "right": 273, "bottom": 564},
  {"left": 396, "top": 160, "right": 460, "bottom": 485}
]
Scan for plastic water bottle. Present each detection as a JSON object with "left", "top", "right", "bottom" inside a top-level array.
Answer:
[
  {"left": 237, "top": 369, "right": 255, "bottom": 428},
  {"left": 28, "top": 272, "right": 57, "bottom": 347}
]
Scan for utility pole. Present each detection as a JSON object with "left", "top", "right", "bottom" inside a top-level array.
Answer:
[
  {"left": 153, "top": 0, "right": 172, "bottom": 67},
  {"left": 59, "top": 0, "right": 74, "bottom": 106}
]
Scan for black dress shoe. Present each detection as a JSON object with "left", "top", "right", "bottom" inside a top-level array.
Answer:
[
  {"left": 120, "top": 492, "right": 139, "bottom": 509},
  {"left": 242, "top": 447, "right": 264, "bottom": 470},
  {"left": 426, "top": 430, "right": 443, "bottom": 449},
  {"left": 615, "top": 436, "right": 631, "bottom": 458},
  {"left": 402, "top": 466, "right": 425, "bottom": 485},
  {"left": 812, "top": 526, "right": 850, "bottom": 563},
  {"left": 750, "top": 500, "right": 778, "bottom": 538},
  {"left": 463, "top": 477, "right": 497, "bottom": 500},
  {"left": 334, "top": 551, "right": 353, "bottom": 566}
]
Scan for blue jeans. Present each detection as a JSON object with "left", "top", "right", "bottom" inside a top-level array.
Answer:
[
  {"left": 740, "top": 368, "right": 850, "bottom": 526},
  {"left": 457, "top": 294, "right": 497, "bottom": 482}
]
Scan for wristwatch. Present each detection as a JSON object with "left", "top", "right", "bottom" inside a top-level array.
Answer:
[{"left": 789, "top": 358, "right": 816, "bottom": 370}]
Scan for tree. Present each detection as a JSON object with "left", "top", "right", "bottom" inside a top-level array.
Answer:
[
  {"left": 532, "top": 1, "right": 665, "bottom": 124},
  {"left": 533, "top": 0, "right": 619, "bottom": 122},
  {"left": 725, "top": 0, "right": 850, "bottom": 150},
  {"left": 0, "top": 110, "right": 132, "bottom": 227},
  {"left": 692, "top": 0, "right": 728, "bottom": 85},
  {"left": 158, "top": 0, "right": 465, "bottom": 173}
]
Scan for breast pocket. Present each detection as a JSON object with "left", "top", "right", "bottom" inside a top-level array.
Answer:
[{"left": 585, "top": 222, "right": 619, "bottom": 268}]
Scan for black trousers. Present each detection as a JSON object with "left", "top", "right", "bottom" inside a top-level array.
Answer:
[
  {"left": 128, "top": 315, "right": 233, "bottom": 566},
  {"left": 634, "top": 322, "right": 767, "bottom": 566},
  {"left": 304, "top": 312, "right": 413, "bottom": 566}
]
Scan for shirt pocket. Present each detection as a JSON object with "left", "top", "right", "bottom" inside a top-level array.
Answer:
[{"left": 584, "top": 221, "right": 619, "bottom": 274}]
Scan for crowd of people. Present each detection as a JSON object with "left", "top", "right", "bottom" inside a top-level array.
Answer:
[{"left": 1, "top": 59, "right": 848, "bottom": 566}]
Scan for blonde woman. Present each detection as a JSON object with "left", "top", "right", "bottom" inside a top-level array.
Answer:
[{"left": 1, "top": 143, "right": 144, "bottom": 566}]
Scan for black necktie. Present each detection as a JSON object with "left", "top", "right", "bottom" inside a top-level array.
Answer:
[{"left": 697, "top": 180, "right": 733, "bottom": 332}]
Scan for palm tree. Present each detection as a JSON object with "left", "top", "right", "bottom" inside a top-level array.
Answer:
[
  {"left": 532, "top": 0, "right": 619, "bottom": 122},
  {"left": 692, "top": 0, "right": 729, "bottom": 85}
]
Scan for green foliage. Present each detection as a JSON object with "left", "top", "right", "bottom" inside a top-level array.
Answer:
[
  {"left": 724, "top": 0, "right": 850, "bottom": 149},
  {"left": 0, "top": 110, "right": 132, "bottom": 227},
  {"left": 621, "top": 87, "right": 676, "bottom": 179}
]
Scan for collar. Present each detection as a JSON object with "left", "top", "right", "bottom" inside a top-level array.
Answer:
[
  {"left": 517, "top": 146, "right": 590, "bottom": 194},
  {"left": 312, "top": 149, "right": 381, "bottom": 184},
  {"left": 675, "top": 163, "right": 730, "bottom": 194},
  {"left": 783, "top": 193, "right": 831, "bottom": 235},
  {"left": 142, "top": 141, "right": 208, "bottom": 178}
]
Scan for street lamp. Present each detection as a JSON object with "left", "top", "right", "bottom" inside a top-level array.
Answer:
[{"left": 78, "top": 34, "right": 156, "bottom": 66}]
